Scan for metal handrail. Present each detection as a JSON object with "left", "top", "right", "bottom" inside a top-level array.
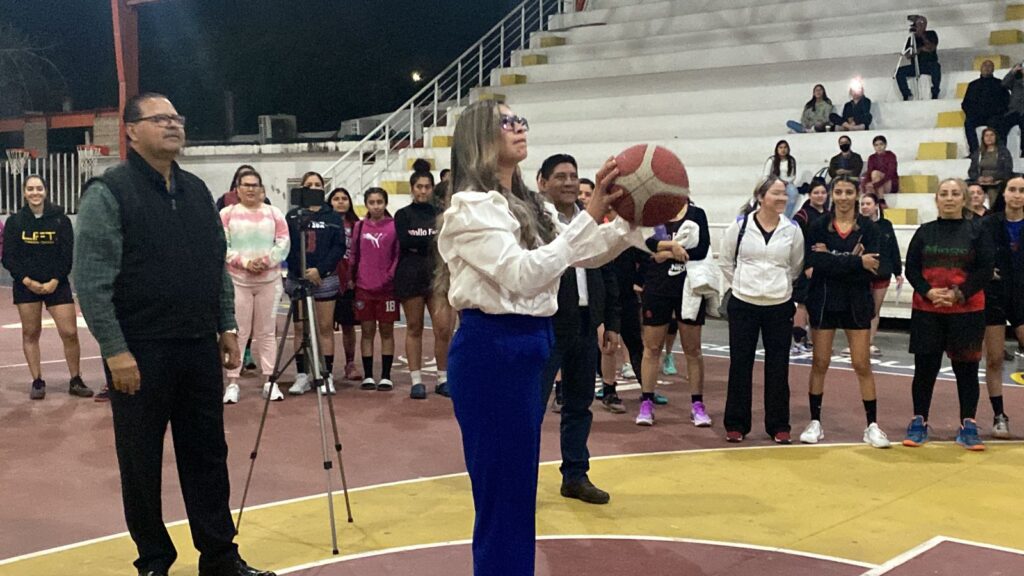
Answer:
[{"left": 322, "top": 0, "right": 571, "bottom": 194}]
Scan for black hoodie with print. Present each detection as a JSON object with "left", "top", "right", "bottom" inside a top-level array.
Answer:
[{"left": 2, "top": 201, "right": 74, "bottom": 285}]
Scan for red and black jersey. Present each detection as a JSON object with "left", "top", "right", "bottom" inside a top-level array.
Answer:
[{"left": 905, "top": 218, "right": 994, "bottom": 314}]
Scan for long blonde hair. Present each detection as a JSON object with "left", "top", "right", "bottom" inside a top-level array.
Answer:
[{"left": 434, "top": 100, "right": 556, "bottom": 295}]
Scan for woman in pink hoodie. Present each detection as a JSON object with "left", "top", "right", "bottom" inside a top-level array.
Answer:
[{"left": 350, "top": 187, "right": 400, "bottom": 390}]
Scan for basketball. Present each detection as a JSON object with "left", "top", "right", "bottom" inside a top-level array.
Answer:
[{"left": 609, "top": 144, "right": 690, "bottom": 226}]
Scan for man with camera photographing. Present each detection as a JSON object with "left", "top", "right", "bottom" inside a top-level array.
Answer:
[
  {"left": 74, "top": 93, "right": 274, "bottom": 576},
  {"left": 897, "top": 15, "right": 940, "bottom": 101}
]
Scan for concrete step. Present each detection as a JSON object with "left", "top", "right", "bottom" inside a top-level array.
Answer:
[
  {"left": 555, "top": 0, "right": 984, "bottom": 30},
  {"left": 541, "top": 2, "right": 1004, "bottom": 56}
]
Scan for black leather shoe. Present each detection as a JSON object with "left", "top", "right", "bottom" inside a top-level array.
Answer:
[
  {"left": 139, "top": 570, "right": 168, "bottom": 576},
  {"left": 228, "top": 559, "right": 276, "bottom": 576},
  {"left": 560, "top": 478, "right": 610, "bottom": 505},
  {"left": 200, "top": 559, "right": 276, "bottom": 576}
]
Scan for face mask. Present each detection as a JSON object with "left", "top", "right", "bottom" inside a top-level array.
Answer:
[{"left": 839, "top": 143, "right": 851, "bottom": 152}]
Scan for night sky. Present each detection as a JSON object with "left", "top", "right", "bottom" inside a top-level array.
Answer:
[{"left": 2, "top": 0, "right": 516, "bottom": 139}]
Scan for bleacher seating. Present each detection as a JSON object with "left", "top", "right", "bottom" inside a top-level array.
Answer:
[{"left": 383, "top": 0, "right": 1024, "bottom": 317}]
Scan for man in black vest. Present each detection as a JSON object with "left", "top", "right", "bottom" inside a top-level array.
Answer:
[
  {"left": 537, "top": 154, "right": 620, "bottom": 505},
  {"left": 74, "top": 93, "right": 274, "bottom": 576}
]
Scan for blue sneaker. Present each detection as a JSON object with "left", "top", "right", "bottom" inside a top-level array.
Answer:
[
  {"left": 654, "top": 392, "right": 669, "bottom": 406},
  {"left": 956, "top": 419, "right": 986, "bottom": 451},
  {"left": 662, "top": 354, "right": 678, "bottom": 376},
  {"left": 902, "top": 416, "right": 929, "bottom": 447}
]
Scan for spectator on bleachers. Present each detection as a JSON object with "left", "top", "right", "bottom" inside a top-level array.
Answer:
[
  {"left": 1000, "top": 63, "right": 1024, "bottom": 157},
  {"left": 896, "top": 16, "right": 941, "bottom": 101},
  {"left": 968, "top": 127, "right": 1012, "bottom": 207},
  {"left": 862, "top": 135, "right": 899, "bottom": 204},
  {"left": 763, "top": 139, "right": 799, "bottom": 217},
  {"left": 829, "top": 84, "right": 872, "bottom": 131},
  {"left": 786, "top": 84, "right": 834, "bottom": 133},
  {"left": 961, "top": 60, "right": 1008, "bottom": 156},
  {"left": 2, "top": 175, "right": 92, "bottom": 400},
  {"left": 828, "top": 136, "right": 863, "bottom": 181}
]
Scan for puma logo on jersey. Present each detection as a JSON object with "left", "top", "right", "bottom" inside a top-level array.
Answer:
[{"left": 363, "top": 232, "right": 384, "bottom": 249}]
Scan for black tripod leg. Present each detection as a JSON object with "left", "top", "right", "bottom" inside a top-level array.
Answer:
[
  {"left": 323, "top": 391, "right": 355, "bottom": 522},
  {"left": 235, "top": 297, "right": 297, "bottom": 533}
]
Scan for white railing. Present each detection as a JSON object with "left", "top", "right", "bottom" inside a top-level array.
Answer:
[
  {"left": 1, "top": 154, "right": 85, "bottom": 215},
  {"left": 322, "top": 0, "right": 573, "bottom": 194}
]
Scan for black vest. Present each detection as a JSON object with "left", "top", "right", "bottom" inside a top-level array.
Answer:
[{"left": 86, "top": 150, "right": 225, "bottom": 342}]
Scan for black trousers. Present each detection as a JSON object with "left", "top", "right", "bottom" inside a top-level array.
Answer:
[
  {"left": 541, "top": 308, "right": 597, "bottom": 482},
  {"left": 724, "top": 297, "right": 793, "bottom": 436},
  {"left": 619, "top": 294, "right": 644, "bottom": 384},
  {"left": 999, "top": 111, "right": 1024, "bottom": 155},
  {"left": 965, "top": 114, "right": 1003, "bottom": 154},
  {"left": 897, "top": 60, "right": 941, "bottom": 100},
  {"left": 108, "top": 337, "right": 238, "bottom": 575}
]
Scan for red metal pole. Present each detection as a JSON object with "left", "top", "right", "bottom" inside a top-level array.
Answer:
[{"left": 111, "top": 0, "right": 140, "bottom": 159}]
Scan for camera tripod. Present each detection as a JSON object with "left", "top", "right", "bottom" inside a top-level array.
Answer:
[
  {"left": 891, "top": 19, "right": 923, "bottom": 101},
  {"left": 235, "top": 216, "right": 354, "bottom": 555}
]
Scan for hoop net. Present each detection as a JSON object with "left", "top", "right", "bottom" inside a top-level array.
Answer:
[
  {"left": 5, "top": 148, "right": 35, "bottom": 177},
  {"left": 77, "top": 145, "right": 109, "bottom": 181}
]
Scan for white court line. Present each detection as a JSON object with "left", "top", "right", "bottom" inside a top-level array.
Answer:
[
  {"left": 7, "top": 442, "right": 1024, "bottom": 566},
  {"left": 277, "top": 534, "right": 876, "bottom": 574},
  {"left": 860, "top": 535, "right": 1024, "bottom": 575}
]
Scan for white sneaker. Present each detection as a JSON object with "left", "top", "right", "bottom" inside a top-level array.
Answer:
[
  {"left": 840, "top": 348, "right": 851, "bottom": 356},
  {"left": 223, "top": 383, "right": 239, "bottom": 404},
  {"left": 869, "top": 345, "right": 882, "bottom": 357},
  {"left": 863, "top": 423, "right": 891, "bottom": 448},
  {"left": 800, "top": 420, "right": 824, "bottom": 444},
  {"left": 317, "top": 374, "right": 336, "bottom": 395},
  {"left": 620, "top": 363, "right": 636, "bottom": 380},
  {"left": 288, "top": 373, "right": 311, "bottom": 395},
  {"left": 263, "top": 382, "right": 284, "bottom": 402}
]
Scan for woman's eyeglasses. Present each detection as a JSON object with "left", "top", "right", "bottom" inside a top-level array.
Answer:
[{"left": 500, "top": 114, "right": 529, "bottom": 132}]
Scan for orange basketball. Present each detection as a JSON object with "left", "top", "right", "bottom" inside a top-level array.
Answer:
[{"left": 610, "top": 144, "right": 690, "bottom": 226}]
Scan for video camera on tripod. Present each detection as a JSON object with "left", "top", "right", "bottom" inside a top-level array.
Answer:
[{"left": 234, "top": 183, "right": 355, "bottom": 555}]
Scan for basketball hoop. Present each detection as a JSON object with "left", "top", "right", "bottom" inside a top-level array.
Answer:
[
  {"left": 77, "top": 145, "right": 110, "bottom": 181},
  {"left": 5, "top": 148, "right": 37, "bottom": 177}
]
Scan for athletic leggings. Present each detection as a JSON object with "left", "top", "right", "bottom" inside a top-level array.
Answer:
[
  {"left": 225, "top": 279, "right": 283, "bottom": 378},
  {"left": 911, "top": 352, "right": 980, "bottom": 422},
  {"left": 449, "top": 309, "right": 553, "bottom": 576}
]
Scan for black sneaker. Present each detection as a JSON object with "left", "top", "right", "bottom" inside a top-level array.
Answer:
[
  {"left": 435, "top": 381, "right": 451, "bottom": 397},
  {"left": 601, "top": 392, "right": 626, "bottom": 414},
  {"left": 139, "top": 570, "right": 168, "bottom": 576},
  {"left": 560, "top": 477, "right": 610, "bottom": 505},
  {"left": 410, "top": 383, "right": 426, "bottom": 399},
  {"left": 69, "top": 376, "right": 94, "bottom": 398},
  {"left": 29, "top": 379, "right": 45, "bottom": 400}
]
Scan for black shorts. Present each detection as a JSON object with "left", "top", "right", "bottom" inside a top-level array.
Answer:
[
  {"left": 13, "top": 281, "right": 74, "bottom": 307},
  {"left": 909, "top": 310, "right": 985, "bottom": 362},
  {"left": 642, "top": 293, "right": 705, "bottom": 327},
  {"left": 394, "top": 254, "right": 433, "bottom": 300},
  {"left": 810, "top": 308, "right": 872, "bottom": 331},
  {"left": 334, "top": 288, "right": 358, "bottom": 327},
  {"left": 985, "top": 288, "right": 1023, "bottom": 328}
]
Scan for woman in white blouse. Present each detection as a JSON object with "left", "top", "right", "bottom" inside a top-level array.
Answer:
[{"left": 436, "top": 100, "right": 639, "bottom": 576}]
